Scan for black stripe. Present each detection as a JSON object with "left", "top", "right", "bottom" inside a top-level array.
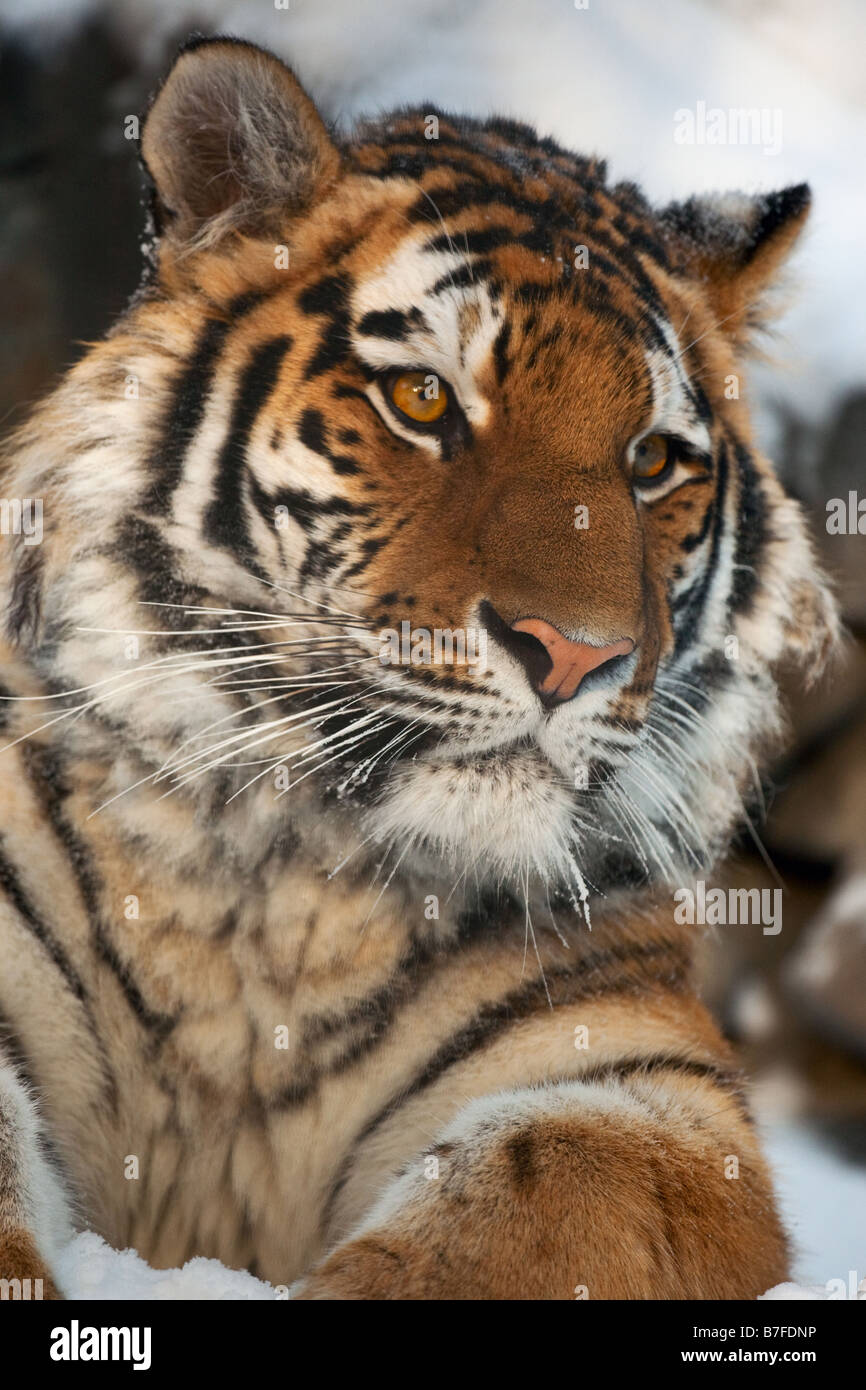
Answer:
[
  {"left": 426, "top": 226, "right": 514, "bottom": 257},
  {"left": 144, "top": 290, "right": 265, "bottom": 515},
  {"left": 249, "top": 480, "right": 368, "bottom": 536},
  {"left": 356, "top": 308, "right": 425, "bottom": 341},
  {"left": 339, "top": 533, "right": 386, "bottom": 581},
  {"left": 19, "top": 744, "right": 103, "bottom": 921},
  {"left": 329, "top": 454, "right": 360, "bottom": 477},
  {"left": 298, "top": 273, "right": 350, "bottom": 317},
  {"left": 298, "top": 273, "right": 354, "bottom": 379},
  {"left": 6, "top": 543, "right": 44, "bottom": 645},
  {"left": 0, "top": 834, "right": 118, "bottom": 1107},
  {"left": 431, "top": 261, "right": 486, "bottom": 297},
  {"left": 581, "top": 1051, "right": 747, "bottom": 1101},
  {"left": 204, "top": 336, "right": 293, "bottom": 562},
  {"left": 297, "top": 407, "right": 328, "bottom": 457},
  {"left": 673, "top": 439, "right": 729, "bottom": 657},
  {"left": 297, "top": 407, "right": 361, "bottom": 479},
  {"left": 18, "top": 744, "right": 176, "bottom": 1040},
  {"left": 493, "top": 320, "right": 512, "bottom": 384},
  {"left": 113, "top": 515, "right": 207, "bottom": 620},
  {"left": 0, "top": 837, "right": 89, "bottom": 1004},
  {"left": 0, "top": 680, "right": 11, "bottom": 732},
  {"left": 541, "top": 1053, "right": 754, "bottom": 1129},
  {"left": 332, "top": 382, "right": 390, "bottom": 427},
  {"left": 679, "top": 493, "right": 716, "bottom": 556},
  {"left": 729, "top": 440, "right": 767, "bottom": 614},
  {"left": 94, "top": 930, "right": 176, "bottom": 1040}
]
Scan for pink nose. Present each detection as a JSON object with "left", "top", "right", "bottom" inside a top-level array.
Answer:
[{"left": 510, "top": 618, "right": 634, "bottom": 706}]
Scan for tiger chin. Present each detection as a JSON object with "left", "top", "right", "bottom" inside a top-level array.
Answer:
[{"left": 0, "top": 35, "right": 838, "bottom": 1301}]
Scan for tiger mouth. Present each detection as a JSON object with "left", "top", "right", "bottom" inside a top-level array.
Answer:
[{"left": 310, "top": 665, "right": 635, "bottom": 798}]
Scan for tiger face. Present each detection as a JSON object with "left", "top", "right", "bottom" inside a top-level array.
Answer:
[{"left": 5, "top": 38, "right": 837, "bottom": 904}]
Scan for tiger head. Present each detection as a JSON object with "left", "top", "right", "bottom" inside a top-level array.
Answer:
[{"left": 2, "top": 38, "right": 838, "bottom": 907}]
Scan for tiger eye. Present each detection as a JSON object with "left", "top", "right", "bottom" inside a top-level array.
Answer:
[
  {"left": 389, "top": 371, "right": 448, "bottom": 424},
  {"left": 632, "top": 433, "right": 670, "bottom": 479}
]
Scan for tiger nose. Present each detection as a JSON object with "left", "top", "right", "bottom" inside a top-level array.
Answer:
[{"left": 509, "top": 617, "right": 635, "bottom": 707}]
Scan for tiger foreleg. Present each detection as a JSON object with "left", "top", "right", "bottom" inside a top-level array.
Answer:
[{"left": 295, "top": 1074, "right": 788, "bottom": 1300}]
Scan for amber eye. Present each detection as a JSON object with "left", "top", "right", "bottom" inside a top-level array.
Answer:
[
  {"left": 388, "top": 371, "right": 449, "bottom": 425},
  {"left": 632, "top": 433, "right": 670, "bottom": 480}
]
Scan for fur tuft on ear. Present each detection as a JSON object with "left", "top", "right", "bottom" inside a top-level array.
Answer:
[
  {"left": 140, "top": 35, "right": 341, "bottom": 252},
  {"left": 661, "top": 183, "right": 811, "bottom": 345}
]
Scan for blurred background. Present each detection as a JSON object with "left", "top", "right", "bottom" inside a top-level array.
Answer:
[{"left": 1, "top": 0, "right": 863, "bottom": 1292}]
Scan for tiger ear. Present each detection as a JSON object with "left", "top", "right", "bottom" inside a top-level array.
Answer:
[
  {"left": 660, "top": 184, "right": 811, "bottom": 344},
  {"left": 140, "top": 35, "right": 341, "bottom": 250}
]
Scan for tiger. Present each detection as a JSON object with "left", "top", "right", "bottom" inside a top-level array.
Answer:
[{"left": 0, "top": 34, "right": 838, "bottom": 1301}]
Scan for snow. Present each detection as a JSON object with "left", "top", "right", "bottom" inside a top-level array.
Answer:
[
  {"left": 54, "top": 1231, "right": 274, "bottom": 1300},
  {"left": 763, "top": 1117, "right": 866, "bottom": 1295},
  {"left": 761, "top": 1281, "right": 830, "bottom": 1300}
]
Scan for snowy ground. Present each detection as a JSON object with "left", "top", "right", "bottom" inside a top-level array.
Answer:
[
  {"left": 55, "top": 1233, "right": 274, "bottom": 1301},
  {"left": 764, "top": 1118, "right": 866, "bottom": 1294}
]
